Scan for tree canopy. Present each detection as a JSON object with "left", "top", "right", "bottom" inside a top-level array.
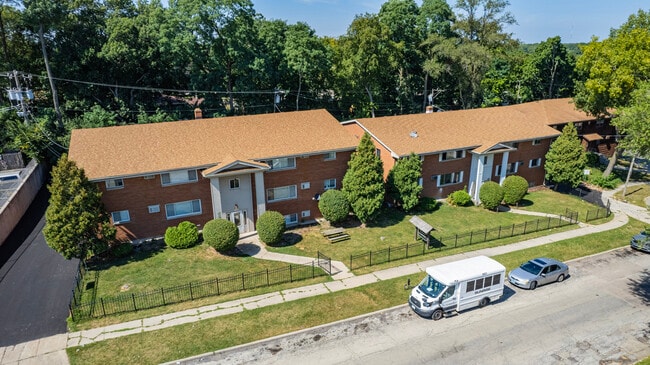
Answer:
[
  {"left": 342, "top": 133, "right": 385, "bottom": 224},
  {"left": 544, "top": 123, "right": 587, "bottom": 188},
  {"left": 386, "top": 152, "right": 423, "bottom": 211}
]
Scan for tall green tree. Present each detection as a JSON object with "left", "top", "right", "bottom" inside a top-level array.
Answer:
[
  {"left": 283, "top": 22, "right": 330, "bottom": 111},
  {"left": 522, "top": 36, "right": 575, "bottom": 100},
  {"left": 386, "top": 152, "right": 422, "bottom": 211},
  {"left": 452, "top": 0, "right": 516, "bottom": 50},
  {"left": 44, "top": 154, "right": 114, "bottom": 259},
  {"left": 342, "top": 133, "right": 385, "bottom": 225},
  {"left": 544, "top": 123, "right": 587, "bottom": 189},
  {"left": 612, "top": 82, "right": 650, "bottom": 196}
]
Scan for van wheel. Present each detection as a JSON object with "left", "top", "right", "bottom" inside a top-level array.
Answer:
[
  {"left": 557, "top": 274, "right": 565, "bottom": 283},
  {"left": 432, "top": 309, "right": 443, "bottom": 321},
  {"left": 479, "top": 297, "right": 490, "bottom": 307},
  {"left": 530, "top": 281, "right": 537, "bottom": 290}
]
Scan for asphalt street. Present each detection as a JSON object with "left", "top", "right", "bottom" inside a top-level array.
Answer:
[
  {"left": 180, "top": 247, "right": 650, "bottom": 365},
  {"left": 0, "top": 186, "right": 79, "bottom": 347}
]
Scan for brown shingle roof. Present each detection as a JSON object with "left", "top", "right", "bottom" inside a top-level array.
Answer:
[
  {"left": 351, "top": 98, "right": 592, "bottom": 157},
  {"left": 69, "top": 109, "right": 358, "bottom": 180}
]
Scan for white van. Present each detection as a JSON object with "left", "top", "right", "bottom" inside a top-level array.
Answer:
[{"left": 409, "top": 255, "right": 505, "bottom": 320}]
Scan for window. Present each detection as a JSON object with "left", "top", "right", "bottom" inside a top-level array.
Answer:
[
  {"left": 148, "top": 205, "right": 160, "bottom": 214},
  {"left": 596, "top": 120, "right": 605, "bottom": 127},
  {"left": 143, "top": 175, "right": 155, "bottom": 180},
  {"left": 284, "top": 213, "right": 298, "bottom": 226},
  {"left": 467, "top": 281, "right": 475, "bottom": 292},
  {"left": 229, "top": 178, "right": 240, "bottom": 189},
  {"left": 506, "top": 142, "right": 519, "bottom": 149},
  {"left": 105, "top": 178, "right": 124, "bottom": 190},
  {"left": 267, "top": 185, "right": 297, "bottom": 202},
  {"left": 575, "top": 122, "right": 583, "bottom": 130},
  {"left": 301, "top": 182, "right": 311, "bottom": 190},
  {"left": 301, "top": 210, "right": 310, "bottom": 218},
  {"left": 492, "top": 273, "right": 501, "bottom": 285},
  {"left": 532, "top": 139, "right": 542, "bottom": 145},
  {"left": 465, "top": 273, "right": 501, "bottom": 293},
  {"left": 323, "top": 152, "right": 336, "bottom": 161},
  {"left": 439, "top": 150, "right": 465, "bottom": 162},
  {"left": 165, "top": 199, "right": 201, "bottom": 219},
  {"left": 267, "top": 157, "right": 295, "bottom": 171},
  {"left": 161, "top": 170, "right": 198, "bottom": 186},
  {"left": 111, "top": 210, "right": 130, "bottom": 224},
  {"left": 418, "top": 177, "right": 423, "bottom": 187},
  {"left": 495, "top": 162, "right": 519, "bottom": 176},
  {"left": 376, "top": 148, "right": 381, "bottom": 158},
  {"left": 324, "top": 178, "right": 336, "bottom": 190},
  {"left": 438, "top": 171, "right": 463, "bottom": 186},
  {"left": 529, "top": 158, "right": 542, "bottom": 168}
]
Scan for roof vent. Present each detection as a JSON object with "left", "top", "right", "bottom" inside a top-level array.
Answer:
[
  {"left": 194, "top": 108, "right": 203, "bottom": 119},
  {"left": 425, "top": 105, "right": 434, "bottom": 114},
  {"left": 410, "top": 131, "right": 418, "bottom": 138}
]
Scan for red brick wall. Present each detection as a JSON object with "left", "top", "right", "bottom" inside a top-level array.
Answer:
[
  {"left": 421, "top": 152, "right": 472, "bottom": 199},
  {"left": 99, "top": 173, "right": 213, "bottom": 241},
  {"left": 499, "top": 139, "right": 551, "bottom": 187},
  {"left": 263, "top": 151, "right": 352, "bottom": 223}
]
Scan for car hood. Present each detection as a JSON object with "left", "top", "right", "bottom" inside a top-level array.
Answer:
[
  {"left": 632, "top": 233, "right": 647, "bottom": 242},
  {"left": 509, "top": 267, "right": 538, "bottom": 281}
]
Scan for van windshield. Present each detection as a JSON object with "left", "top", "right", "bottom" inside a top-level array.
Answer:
[{"left": 418, "top": 275, "right": 446, "bottom": 299}]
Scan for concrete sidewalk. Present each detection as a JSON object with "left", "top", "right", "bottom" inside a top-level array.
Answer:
[{"left": 1, "top": 183, "right": 646, "bottom": 364}]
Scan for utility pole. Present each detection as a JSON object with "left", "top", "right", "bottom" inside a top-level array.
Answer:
[
  {"left": 6, "top": 70, "right": 34, "bottom": 124},
  {"left": 38, "top": 23, "right": 63, "bottom": 129}
]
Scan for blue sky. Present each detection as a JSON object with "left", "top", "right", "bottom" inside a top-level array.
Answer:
[{"left": 252, "top": 0, "right": 649, "bottom": 43}]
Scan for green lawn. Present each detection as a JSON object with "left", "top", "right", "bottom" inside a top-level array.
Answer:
[
  {"left": 614, "top": 183, "right": 650, "bottom": 208},
  {"left": 67, "top": 218, "right": 646, "bottom": 365},
  {"left": 514, "top": 188, "right": 609, "bottom": 218}
]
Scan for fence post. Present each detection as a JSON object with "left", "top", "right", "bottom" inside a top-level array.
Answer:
[
  {"left": 388, "top": 246, "right": 391, "bottom": 262},
  {"left": 350, "top": 255, "right": 353, "bottom": 271},
  {"left": 547, "top": 216, "right": 551, "bottom": 229},
  {"left": 241, "top": 273, "right": 245, "bottom": 289},
  {"left": 536, "top": 219, "right": 540, "bottom": 232},
  {"left": 312, "top": 261, "right": 315, "bottom": 278},
  {"left": 69, "top": 305, "right": 75, "bottom": 322},
  {"left": 422, "top": 241, "right": 425, "bottom": 255},
  {"left": 455, "top": 234, "right": 458, "bottom": 247},
  {"left": 161, "top": 287, "right": 166, "bottom": 305},
  {"left": 470, "top": 231, "right": 473, "bottom": 244},
  {"left": 267, "top": 268, "right": 270, "bottom": 286},
  {"left": 406, "top": 243, "right": 409, "bottom": 257},
  {"left": 511, "top": 223, "right": 515, "bottom": 236},
  {"left": 290, "top": 265, "right": 293, "bottom": 282},
  {"left": 524, "top": 221, "right": 528, "bottom": 234},
  {"left": 132, "top": 293, "right": 137, "bottom": 311},
  {"left": 101, "top": 297, "right": 106, "bottom": 317},
  {"left": 484, "top": 228, "right": 487, "bottom": 242},
  {"left": 190, "top": 282, "right": 194, "bottom": 300},
  {"left": 216, "top": 277, "right": 220, "bottom": 296},
  {"left": 498, "top": 226, "right": 502, "bottom": 239}
]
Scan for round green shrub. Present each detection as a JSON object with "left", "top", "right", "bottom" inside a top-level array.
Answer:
[
  {"left": 447, "top": 189, "right": 472, "bottom": 206},
  {"left": 318, "top": 189, "right": 350, "bottom": 223},
  {"left": 164, "top": 221, "right": 199, "bottom": 249},
  {"left": 257, "top": 211, "right": 286, "bottom": 245},
  {"left": 502, "top": 175, "right": 529, "bottom": 205},
  {"left": 415, "top": 197, "right": 439, "bottom": 213},
  {"left": 479, "top": 181, "right": 504, "bottom": 210},
  {"left": 202, "top": 219, "right": 239, "bottom": 252}
]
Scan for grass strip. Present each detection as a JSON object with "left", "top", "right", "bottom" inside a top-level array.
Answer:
[{"left": 67, "top": 218, "right": 645, "bottom": 365}]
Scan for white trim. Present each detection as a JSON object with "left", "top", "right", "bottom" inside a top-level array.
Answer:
[
  {"left": 161, "top": 169, "right": 198, "bottom": 186},
  {"left": 165, "top": 199, "right": 202, "bottom": 220},
  {"left": 529, "top": 158, "right": 542, "bottom": 168},
  {"left": 324, "top": 178, "right": 336, "bottom": 191},
  {"left": 284, "top": 213, "right": 299, "bottom": 226},
  {"left": 148, "top": 205, "right": 160, "bottom": 214},
  {"left": 301, "top": 182, "right": 311, "bottom": 190},
  {"left": 111, "top": 210, "right": 130, "bottom": 224},
  {"left": 105, "top": 178, "right": 124, "bottom": 190},
  {"left": 267, "top": 185, "right": 297, "bottom": 203}
]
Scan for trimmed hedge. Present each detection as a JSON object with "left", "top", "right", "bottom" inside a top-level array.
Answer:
[
  {"left": 164, "top": 221, "right": 199, "bottom": 249},
  {"left": 257, "top": 211, "right": 286, "bottom": 245},
  {"left": 203, "top": 219, "right": 239, "bottom": 252},
  {"left": 502, "top": 175, "right": 528, "bottom": 205},
  {"left": 479, "top": 181, "right": 504, "bottom": 210},
  {"left": 318, "top": 189, "right": 350, "bottom": 223},
  {"left": 447, "top": 188, "right": 472, "bottom": 207}
]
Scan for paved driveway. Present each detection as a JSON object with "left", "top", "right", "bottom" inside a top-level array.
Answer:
[{"left": 0, "top": 187, "right": 79, "bottom": 347}]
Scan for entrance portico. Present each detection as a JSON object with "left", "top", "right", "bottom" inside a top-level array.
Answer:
[
  {"left": 201, "top": 157, "right": 270, "bottom": 234},
  {"left": 468, "top": 143, "right": 517, "bottom": 202}
]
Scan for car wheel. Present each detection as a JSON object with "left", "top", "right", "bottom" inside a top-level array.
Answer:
[
  {"left": 432, "top": 309, "right": 443, "bottom": 321},
  {"left": 529, "top": 281, "right": 537, "bottom": 290},
  {"left": 557, "top": 274, "right": 565, "bottom": 283},
  {"left": 479, "top": 297, "right": 490, "bottom": 307}
]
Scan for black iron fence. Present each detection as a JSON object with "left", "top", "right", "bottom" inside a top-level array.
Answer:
[
  {"left": 584, "top": 200, "right": 611, "bottom": 222},
  {"left": 349, "top": 212, "right": 579, "bottom": 270},
  {"left": 70, "top": 259, "right": 87, "bottom": 310},
  {"left": 70, "top": 260, "right": 328, "bottom": 321},
  {"left": 317, "top": 251, "right": 332, "bottom": 274}
]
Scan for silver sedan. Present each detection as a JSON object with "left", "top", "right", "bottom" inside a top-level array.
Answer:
[{"left": 508, "top": 257, "right": 569, "bottom": 290}]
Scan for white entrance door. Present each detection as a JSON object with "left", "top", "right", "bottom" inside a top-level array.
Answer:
[{"left": 227, "top": 210, "right": 247, "bottom": 233}]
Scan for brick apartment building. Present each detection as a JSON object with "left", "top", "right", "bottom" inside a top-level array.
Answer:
[
  {"left": 68, "top": 109, "right": 358, "bottom": 241},
  {"left": 67, "top": 98, "right": 612, "bottom": 242},
  {"left": 342, "top": 98, "right": 606, "bottom": 201}
]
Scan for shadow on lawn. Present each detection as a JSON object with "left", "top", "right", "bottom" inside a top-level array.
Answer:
[{"left": 88, "top": 239, "right": 166, "bottom": 270}]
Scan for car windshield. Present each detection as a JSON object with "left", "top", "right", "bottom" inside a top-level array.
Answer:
[
  {"left": 520, "top": 261, "right": 543, "bottom": 275},
  {"left": 418, "top": 275, "right": 447, "bottom": 299}
]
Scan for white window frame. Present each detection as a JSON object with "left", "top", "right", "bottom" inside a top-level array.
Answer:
[
  {"left": 161, "top": 169, "right": 198, "bottom": 186},
  {"left": 323, "top": 152, "right": 336, "bottom": 161},
  {"left": 165, "top": 199, "right": 202, "bottom": 220},
  {"left": 267, "top": 157, "right": 296, "bottom": 171},
  {"left": 439, "top": 150, "right": 465, "bottom": 162},
  {"left": 105, "top": 178, "right": 124, "bottom": 190},
  {"left": 229, "top": 178, "right": 240, "bottom": 189},
  {"left": 301, "top": 210, "right": 310, "bottom": 218},
  {"left": 148, "top": 205, "right": 160, "bottom": 214},
  {"left": 285, "top": 213, "right": 299, "bottom": 226},
  {"left": 532, "top": 139, "right": 542, "bottom": 146},
  {"left": 437, "top": 171, "right": 464, "bottom": 187},
  {"left": 529, "top": 158, "right": 542, "bottom": 168},
  {"left": 111, "top": 210, "right": 130, "bottom": 224},
  {"left": 301, "top": 182, "right": 311, "bottom": 190},
  {"left": 324, "top": 178, "right": 336, "bottom": 191},
  {"left": 267, "top": 185, "right": 297, "bottom": 203}
]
